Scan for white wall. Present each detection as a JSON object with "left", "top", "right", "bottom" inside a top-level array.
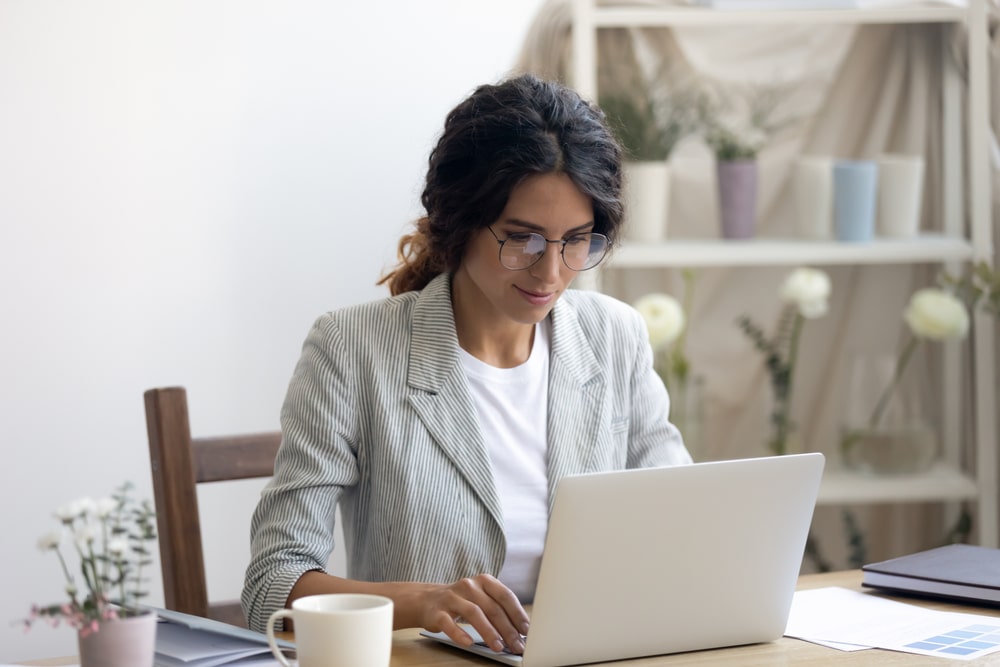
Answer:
[{"left": 0, "top": 0, "right": 545, "bottom": 660}]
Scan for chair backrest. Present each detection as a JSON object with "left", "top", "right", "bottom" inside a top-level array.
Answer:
[{"left": 144, "top": 386, "right": 281, "bottom": 628}]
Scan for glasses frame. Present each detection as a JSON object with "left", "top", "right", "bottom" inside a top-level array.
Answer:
[{"left": 486, "top": 226, "right": 610, "bottom": 272}]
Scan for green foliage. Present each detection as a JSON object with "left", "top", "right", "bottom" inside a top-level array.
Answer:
[
  {"left": 941, "top": 260, "right": 1000, "bottom": 319},
  {"left": 737, "top": 305, "right": 802, "bottom": 456},
  {"left": 600, "top": 86, "right": 699, "bottom": 162},
  {"left": 842, "top": 509, "right": 868, "bottom": 570},
  {"left": 696, "top": 82, "right": 796, "bottom": 160}
]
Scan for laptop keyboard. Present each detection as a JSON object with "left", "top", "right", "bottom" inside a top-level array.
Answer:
[{"left": 474, "top": 640, "right": 521, "bottom": 655}]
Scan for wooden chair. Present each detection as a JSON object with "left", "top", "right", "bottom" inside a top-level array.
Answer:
[{"left": 144, "top": 386, "right": 281, "bottom": 628}]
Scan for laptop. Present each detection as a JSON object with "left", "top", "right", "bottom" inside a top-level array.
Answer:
[{"left": 421, "top": 452, "right": 825, "bottom": 667}]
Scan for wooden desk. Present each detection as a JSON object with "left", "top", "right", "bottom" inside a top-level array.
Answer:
[{"left": 24, "top": 570, "right": 1000, "bottom": 666}]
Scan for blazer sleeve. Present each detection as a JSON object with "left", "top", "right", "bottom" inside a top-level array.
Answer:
[
  {"left": 622, "top": 305, "right": 692, "bottom": 469},
  {"left": 242, "top": 314, "right": 360, "bottom": 633}
]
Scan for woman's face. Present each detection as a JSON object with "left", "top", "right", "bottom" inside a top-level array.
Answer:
[{"left": 452, "top": 171, "right": 595, "bottom": 330}]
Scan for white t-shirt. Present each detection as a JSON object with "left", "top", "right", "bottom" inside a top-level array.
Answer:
[{"left": 459, "top": 320, "right": 550, "bottom": 602}]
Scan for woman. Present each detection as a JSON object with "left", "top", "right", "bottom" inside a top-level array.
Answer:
[{"left": 241, "top": 73, "right": 690, "bottom": 654}]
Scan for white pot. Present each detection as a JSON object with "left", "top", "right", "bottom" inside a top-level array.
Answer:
[
  {"left": 877, "top": 154, "right": 924, "bottom": 238},
  {"left": 623, "top": 161, "right": 671, "bottom": 243},
  {"left": 793, "top": 156, "right": 833, "bottom": 240}
]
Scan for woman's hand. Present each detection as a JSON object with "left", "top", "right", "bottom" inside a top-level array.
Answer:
[
  {"left": 290, "top": 571, "right": 529, "bottom": 654},
  {"left": 404, "top": 574, "right": 530, "bottom": 655}
]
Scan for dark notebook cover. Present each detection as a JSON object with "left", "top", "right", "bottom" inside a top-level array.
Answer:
[{"left": 862, "top": 543, "right": 1000, "bottom": 605}]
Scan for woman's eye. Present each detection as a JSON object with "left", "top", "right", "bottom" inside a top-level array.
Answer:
[
  {"left": 565, "top": 235, "right": 589, "bottom": 246},
  {"left": 506, "top": 233, "right": 534, "bottom": 244}
]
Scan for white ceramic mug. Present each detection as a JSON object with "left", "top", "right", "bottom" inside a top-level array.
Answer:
[{"left": 266, "top": 593, "right": 394, "bottom": 667}]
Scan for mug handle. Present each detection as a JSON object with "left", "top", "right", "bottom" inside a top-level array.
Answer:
[{"left": 266, "top": 609, "right": 295, "bottom": 667}]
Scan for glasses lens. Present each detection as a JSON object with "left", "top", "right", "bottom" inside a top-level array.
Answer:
[
  {"left": 563, "top": 233, "right": 609, "bottom": 271},
  {"left": 499, "top": 232, "right": 546, "bottom": 270}
]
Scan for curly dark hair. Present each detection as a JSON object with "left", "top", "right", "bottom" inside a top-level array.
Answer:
[{"left": 379, "top": 73, "right": 624, "bottom": 295}]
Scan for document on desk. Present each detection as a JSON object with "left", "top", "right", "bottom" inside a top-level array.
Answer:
[{"left": 786, "top": 587, "right": 1000, "bottom": 661}]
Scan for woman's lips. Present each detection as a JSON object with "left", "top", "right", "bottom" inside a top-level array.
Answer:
[{"left": 515, "top": 285, "right": 555, "bottom": 306}]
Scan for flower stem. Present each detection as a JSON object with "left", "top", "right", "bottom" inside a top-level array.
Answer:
[
  {"left": 774, "top": 313, "right": 804, "bottom": 455},
  {"left": 867, "top": 336, "right": 919, "bottom": 430},
  {"left": 671, "top": 269, "right": 696, "bottom": 385}
]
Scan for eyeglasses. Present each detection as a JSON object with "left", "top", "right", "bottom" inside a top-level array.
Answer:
[{"left": 487, "top": 226, "right": 610, "bottom": 272}]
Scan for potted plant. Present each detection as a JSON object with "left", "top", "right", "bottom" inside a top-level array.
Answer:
[
  {"left": 696, "top": 82, "right": 794, "bottom": 239},
  {"left": 23, "top": 482, "right": 159, "bottom": 667},
  {"left": 600, "top": 74, "right": 698, "bottom": 243}
]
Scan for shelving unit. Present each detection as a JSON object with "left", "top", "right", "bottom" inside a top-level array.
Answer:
[
  {"left": 610, "top": 235, "right": 974, "bottom": 267},
  {"left": 571, "top": 0, "right": 997, "bottom": 545}
]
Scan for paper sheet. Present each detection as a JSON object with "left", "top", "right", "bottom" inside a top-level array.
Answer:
[{"left": 787, "top": 587, "right": 1000, "bottom": 661}]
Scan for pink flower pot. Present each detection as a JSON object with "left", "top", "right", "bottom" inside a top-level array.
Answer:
[
  {"left": 78, "top": 612, "right": 157, "bottom": 667},
  {"left": 716, "top": 159, "right": 758, "bottom": 239}
]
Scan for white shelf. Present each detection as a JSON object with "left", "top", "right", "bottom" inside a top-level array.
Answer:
[
  {"left": 574, "top": 0, "right": 996, "bottom": 544},
  {"left": 593, "top": 4, "right": 968, "bottom": 27},
  {"left": 818, "top": 461, "right": 979, "bottom": 504},
  {"left": 607, "top": 234, "right": 974, "bottom": 268}
]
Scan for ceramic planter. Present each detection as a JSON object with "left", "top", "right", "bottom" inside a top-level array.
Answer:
[
  {"left": 716, "top": 159, "right": 758, "bottom": 239},
  {"left": 78, "top": 612, "right": 157, "bottom": 667}
]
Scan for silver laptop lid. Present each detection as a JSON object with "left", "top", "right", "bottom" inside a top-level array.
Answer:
[{"left": 422, "top": 453, "right": 825, "bottom": 667}]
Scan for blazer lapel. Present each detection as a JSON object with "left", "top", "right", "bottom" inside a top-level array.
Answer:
[
  {"left": 545, "top": 296, "right": 606, "bottom": 508},
  {"left": 405, "top": 274, "right": 504, "bottom": 531}
]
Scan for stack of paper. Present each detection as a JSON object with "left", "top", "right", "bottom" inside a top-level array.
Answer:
[{"left": 787, "top": 587, "right": 1000, "bottom": 661}]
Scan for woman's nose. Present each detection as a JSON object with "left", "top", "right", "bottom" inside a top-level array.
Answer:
[{"left": 531, "top": 242, "right": 564, "bottom": 280}]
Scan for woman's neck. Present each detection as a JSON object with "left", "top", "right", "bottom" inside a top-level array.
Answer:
[{"left": 451, "top": 277, "right": 535, "bottom": 368}]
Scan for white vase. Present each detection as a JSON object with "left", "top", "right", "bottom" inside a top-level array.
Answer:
[
  {"left": 877, "top": 154, "right": 924, "bottom": 238},
  {"left": 78, "top": 612, "right": 157, "bottom": 667},
  {"left": 623, "top": 161, "right": 671, "bottom": 243},
  {"left": 793, "top": 156, "right": 833, "bottom": 240}
]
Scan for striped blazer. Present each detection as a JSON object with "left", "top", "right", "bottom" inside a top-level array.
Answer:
[{"left": 242, "top": 273, "right": 691, "bottom": 632}]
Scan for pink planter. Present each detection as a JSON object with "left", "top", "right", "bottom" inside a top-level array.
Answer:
[
  {"left": 716, "top": 159, "right": 758, "bottom": 239},
  {"left": 78, "top": 613, "right": 157, "bottom": 667}
]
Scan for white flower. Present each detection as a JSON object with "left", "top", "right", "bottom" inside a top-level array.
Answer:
[
  {"left": 107, "top": 538, "right": 129, "bottom": 556},
  {"left": 54, "top": 498, "right": 94, "bottom": 523},
  {"left": 95, "top": 497, "right": 118, "bottom": 519},
  {"left": 37, "top": 531, "right": 61, "bottom": 552},
  {"left": 74, "top": 525, "right": 97, "bottom": 549},
  {"left": 634, "top": 293, "right": 686, "bottom": 349},
  {"left": 780, "top": 267, "right": 831, "bottom": 319},
  {"left": 54, "top": 504, "right": 77, "bottom": 523},
  {"left": 904, "top": 288, "right": 970, "bottom": 341},
  {"left": 72, "top": 498, "right": 97, "bottom": 518}
]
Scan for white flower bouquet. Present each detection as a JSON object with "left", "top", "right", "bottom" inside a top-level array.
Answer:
[{"left": 24, "top": 482, "right": 157, "bottom": 636}]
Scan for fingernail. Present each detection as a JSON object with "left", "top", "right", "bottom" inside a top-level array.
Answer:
[
  {"left": 513, "top": 639, "right": 525, "bottom": 654},
  {"left": 492, "top": 640, "right": 505, "bottom": 653},
  {"left": 520, "top": 622, "right": 530, "bottom": 635}
]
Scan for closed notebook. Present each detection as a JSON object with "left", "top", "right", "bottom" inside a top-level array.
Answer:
[{"left": 862, "top": 543, "right": 1000, "bottom": 605}]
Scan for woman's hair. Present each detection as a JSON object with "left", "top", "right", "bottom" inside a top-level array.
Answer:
[{"left": 379, "top": 73, "right": 624, "bottom": 295}]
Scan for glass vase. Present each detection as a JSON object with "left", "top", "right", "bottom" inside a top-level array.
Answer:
[
  {"left": 839, "top": 353, "right": 938, "bottom": 475},
  {"left": 669, "top": 374, "right": 705, "bottom": 462}
]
